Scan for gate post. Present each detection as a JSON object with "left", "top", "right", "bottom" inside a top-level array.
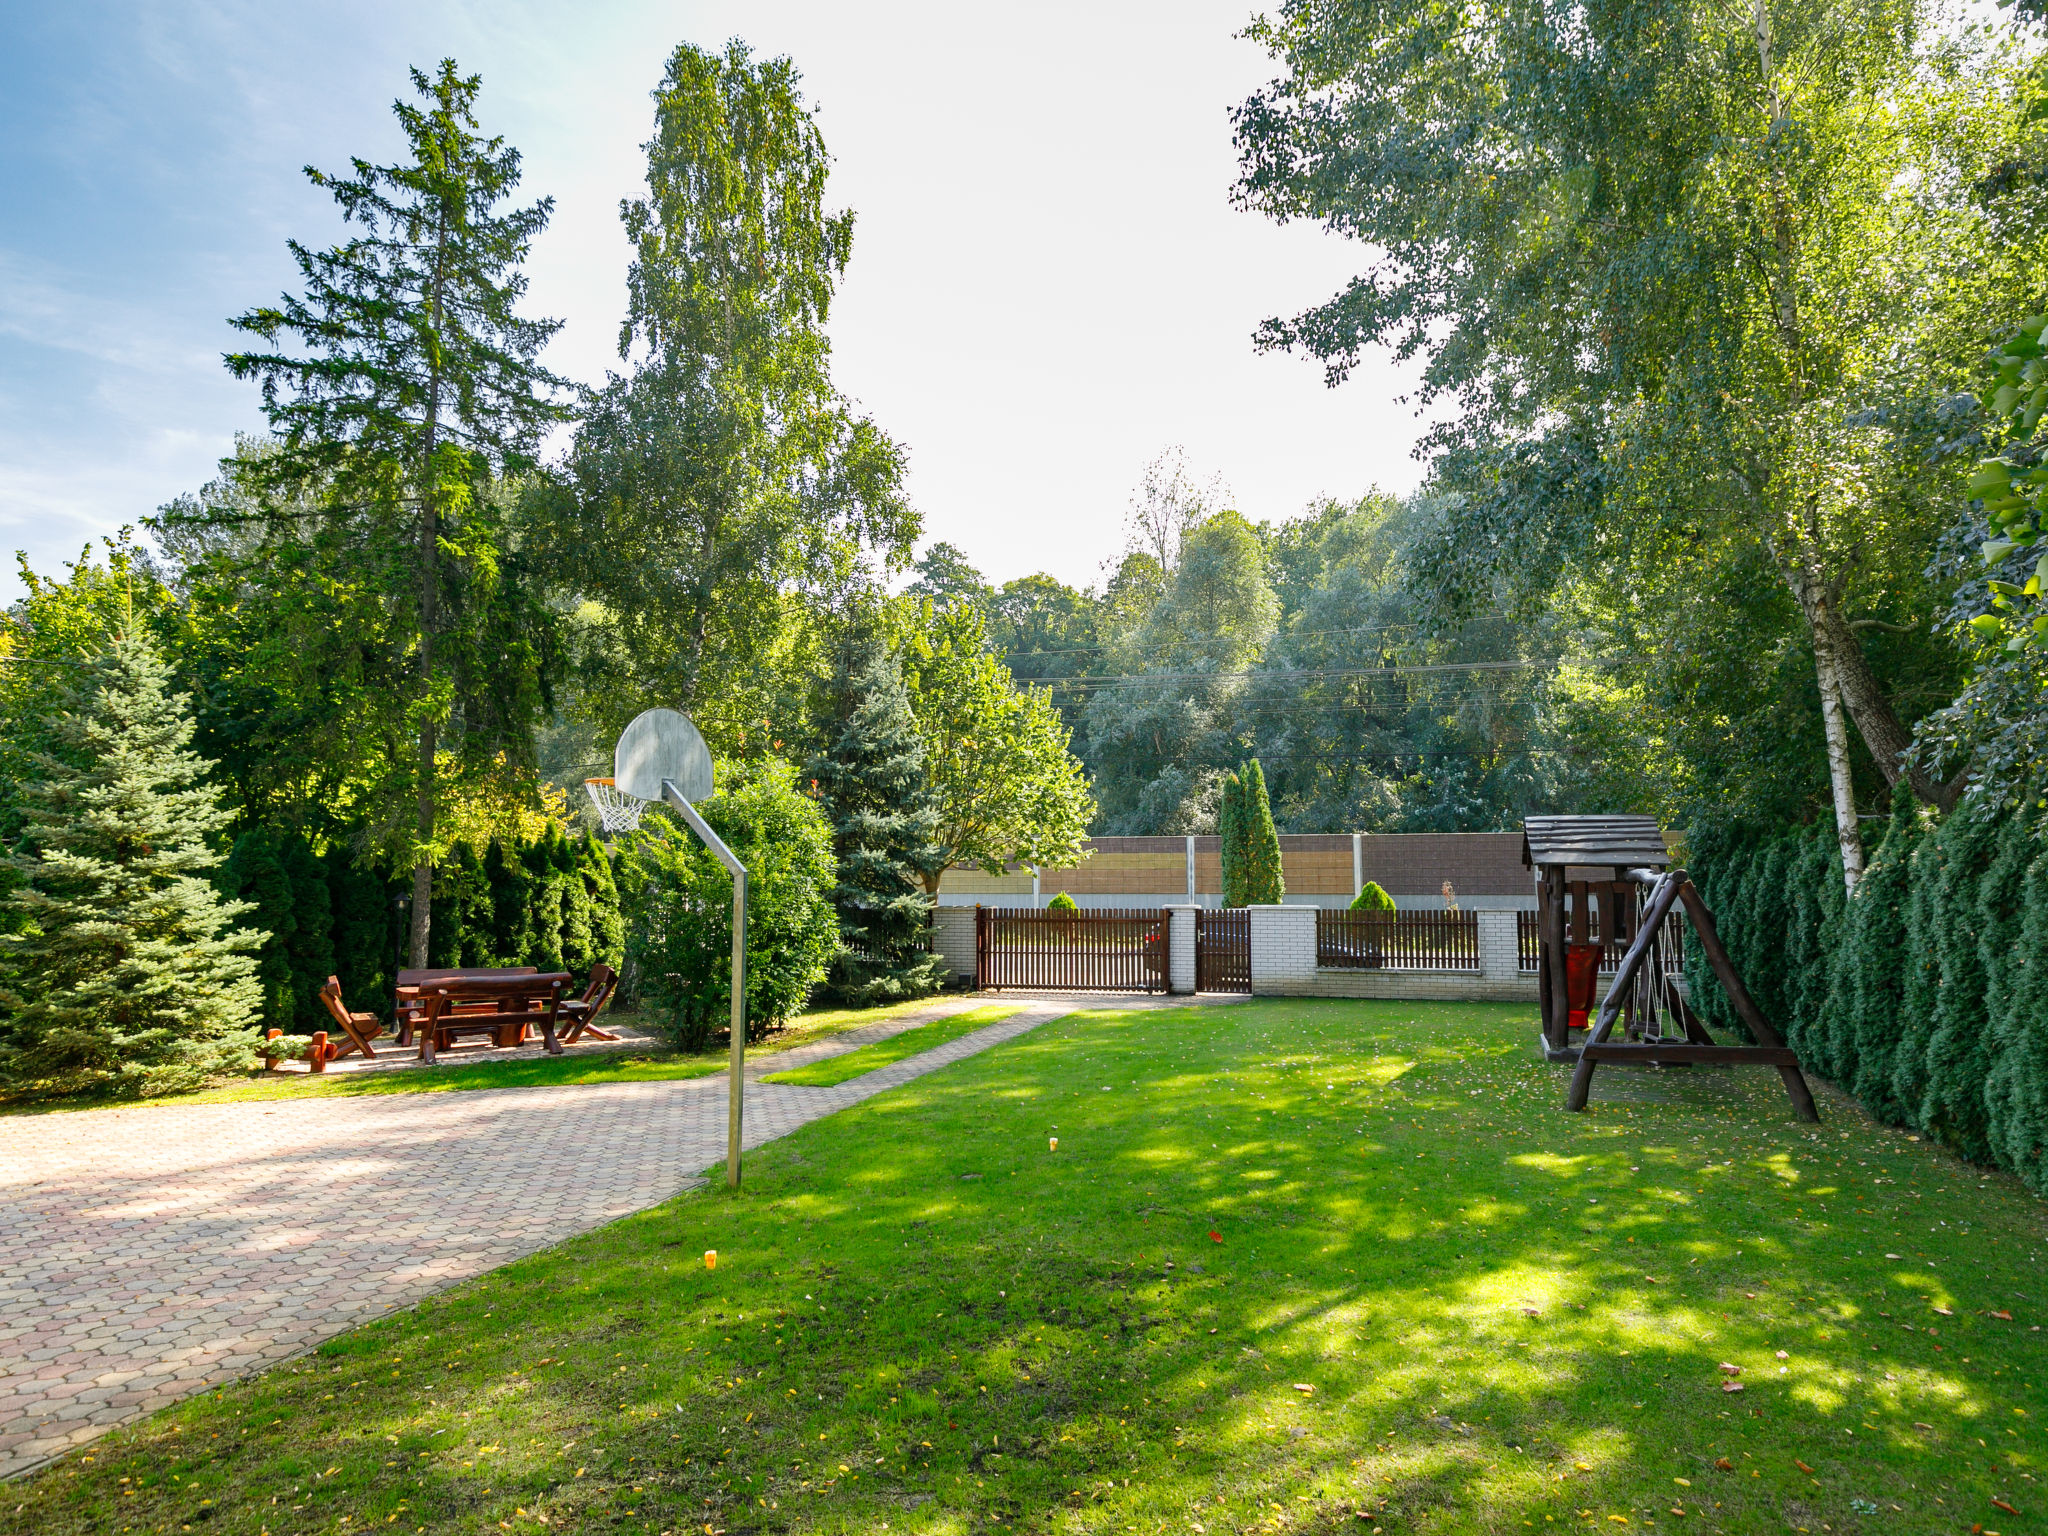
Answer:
[
  {"left": 1166, "top": 906, "right": 1197, "bottom": 995},
  {"left": 975, "top": 904, "right": 988, "bottom": 992},
  {"left": 1476, "top": 909, "right": 1521, "bottom": 983}
]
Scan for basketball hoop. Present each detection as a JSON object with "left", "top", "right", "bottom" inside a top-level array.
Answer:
[{"left": 583, "top": 777, "right": 646, "bottom": 835}]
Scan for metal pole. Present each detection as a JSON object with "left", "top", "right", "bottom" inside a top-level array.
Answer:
[{"left": 662, "top": 781, "right": 748, "bottom": 1189}]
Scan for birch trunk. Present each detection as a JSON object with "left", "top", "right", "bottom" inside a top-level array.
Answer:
[{"left": 1812, "top": 633, "right": 1865, "bottom": 891}]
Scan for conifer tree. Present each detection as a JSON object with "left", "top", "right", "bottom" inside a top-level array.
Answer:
[
  {"left": 225, "top": 828, "right": 297, "bottom": 1030},
  {"left": 1219, "top": 769, "right": 1249, "bottom": 908},
  {"left": 578, "top": 830, "right": 625, "bottom": 972},
  {"left": 281, "top": 835, "right": 336, "bottom": 1029},
  {"left": 219, "top": 60, "right": 567, "bottom": 970},
  {"left": 806, "top": 630, "right": 946, "bottom": 1005},
  {"left": 1843, "top": 782, "right": 1923, "bottom": 1120},
  {"left": 0, "top": 631, "right": 265, "bottom": 1097},
  {"left": 1241, "top": 759, "right": 1286, "bottom": 905}
]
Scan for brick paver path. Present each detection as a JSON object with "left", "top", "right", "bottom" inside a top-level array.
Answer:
[{"left": 0, "top": 992, "right": 1229, "bottom": 1477}]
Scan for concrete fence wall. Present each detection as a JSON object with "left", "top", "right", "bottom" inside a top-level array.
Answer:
[{"left": 925, "top": 903, "right": 1539, "bottom": 1002}]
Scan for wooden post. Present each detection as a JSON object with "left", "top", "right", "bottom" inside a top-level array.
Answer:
[{"left": 308, "top": 1031, "right": 329, "bottom": 1073}]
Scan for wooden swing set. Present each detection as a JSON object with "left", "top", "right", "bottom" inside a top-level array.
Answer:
[{"left": 1521, "top": 815, "right": 1819, "bottom": 1122}]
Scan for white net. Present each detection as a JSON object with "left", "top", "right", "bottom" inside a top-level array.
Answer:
[{"left": 584, "top": 777, "right": 647, "bottom": 835}]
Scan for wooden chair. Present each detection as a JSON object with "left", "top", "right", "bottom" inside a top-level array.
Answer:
[
  {"left": 394, "top": 967, "right": 539, "bottom": 1045},
  {"left": 318, "top": 976, "right": 387, "bottom": 1060},
  {"left": 556, "top": 963, "right": 620, "bottom": 1045},
  {"left": 414, "top": 973, "right": 571, "bottom": 1064}
]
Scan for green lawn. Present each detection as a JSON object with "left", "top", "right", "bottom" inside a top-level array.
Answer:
[
  {"left": 760, "top": 1003, "right": 1024, "bottom": 1086},
  {"left": 11, "top": 998, "right": 2048, "bottom": 1536}
]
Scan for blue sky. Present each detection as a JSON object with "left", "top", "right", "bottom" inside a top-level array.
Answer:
[{"left": 0, "top": 1, "right": 1436, "bottom": 602}]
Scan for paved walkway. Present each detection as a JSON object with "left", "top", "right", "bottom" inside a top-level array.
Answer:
[{"left": 0, "top": 991, "right": 1230, "bottom": 1478}]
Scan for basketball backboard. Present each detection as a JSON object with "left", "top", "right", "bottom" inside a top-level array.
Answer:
[{"left": 614, "top": 707, "right": 714, "bottom": 803}]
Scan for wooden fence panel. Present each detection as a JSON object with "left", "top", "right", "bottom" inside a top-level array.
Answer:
[
  {"left": 1316, "top": 910, "right": 1481, "bottom": 971},
  {"left": 976, "top": 907, "right": 1167, "bottom": 993},
  {"left": 1196, "top": 908, "right": 1250, "bottom": 993}
]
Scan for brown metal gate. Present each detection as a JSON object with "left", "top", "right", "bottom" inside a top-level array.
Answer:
[
  {"left": 975, "top": 906, "right": 1167, "bottom": 992},
  {"left": 1196, "top": 907, "right": 1251, "bottom": 993}
]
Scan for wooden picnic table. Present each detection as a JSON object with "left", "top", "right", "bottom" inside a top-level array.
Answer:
[
  {"left": 394, "top": 967, "right": 539, "bottom": 1045},
  {"left": 394, "top": 968, "right": 573, "bottom": 1063}
]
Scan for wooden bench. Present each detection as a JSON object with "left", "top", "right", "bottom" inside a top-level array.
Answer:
[{"left": 414, "top": 973, "right": 571, "bottom": 1064}]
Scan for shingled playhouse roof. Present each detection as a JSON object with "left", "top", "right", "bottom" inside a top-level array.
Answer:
[{"left": 1520, "top": 814, "right": 1672, "bottom": 869}]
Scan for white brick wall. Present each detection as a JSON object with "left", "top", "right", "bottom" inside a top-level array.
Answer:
[
  {"left": 931, "top": 907, "right": 977, "bottom": 980},
  {"left": 1248, "top": 905, "right": 1317, "bottom": 994},
  {"left": 1167, "top": 907, "right": 1197, "bottom": 995},
  {"left": 1476, "top": 909, "right": 1521, "bottom": 982}
]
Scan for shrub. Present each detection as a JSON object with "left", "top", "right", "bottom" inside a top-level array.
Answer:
[
  {"left": 619, "top": 758, "right": 837, "bottom": 1050},
  {"left": 1350, "top": 880, "right": 1396, "bottom": 916},
  {"left": 1047, "top": 891, "right": 1079, "bottom": 913}
]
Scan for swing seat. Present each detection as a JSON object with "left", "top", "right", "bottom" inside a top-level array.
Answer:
[{"left": 1564, "top": 942, "right": 1605, "bottom": 1031}]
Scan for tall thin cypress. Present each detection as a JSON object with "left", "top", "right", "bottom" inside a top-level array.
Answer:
[{"left": 1241, "top": 759, "right": 1285, "bottom": 905}]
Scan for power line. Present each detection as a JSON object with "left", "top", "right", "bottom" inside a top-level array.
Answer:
[{"left": 1026, "top": 658, "right": 1623, "bottom": 693}]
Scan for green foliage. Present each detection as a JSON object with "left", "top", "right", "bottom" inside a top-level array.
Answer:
[
  {"left": 1693, "top": 786, "right": 2048, "bottom": 1192},
  {"left": 618, "top": 759, "right": 838, "bottom": 1049},
  {"left": 806, "top": 629, "right": 945, "bottom": 1006},
  {"left": 551, "top": 40, "right": 917, "bottom": 747},
  {"left": 1349, "top": 880, "right": 1395, "bottom": 915},
  {"left": 1220, "top": 760, "right": 1285, "bottom": 906},
  {"left": 1046, "top": 891, "right": 1079, "bottom": 914},
  {"left": 1236, "top": 0, "right": 2033, "bottom": 836},
  {"left": 0, "top": 632, "right": 265, "bottom": 1098},
  {"left": 225, "top": 829, "right": 297, "bottom": 1031},
  {"left": 199, "top": 61, "right": 567, "bottom": 965},
  {"left": 898, "top": 602, "right": 1094, "bottom": 894}
]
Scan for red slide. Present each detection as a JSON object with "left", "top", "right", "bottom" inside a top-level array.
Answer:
[{"left": 1565, "top": 942, "right": 1605, "bottom": 1031}]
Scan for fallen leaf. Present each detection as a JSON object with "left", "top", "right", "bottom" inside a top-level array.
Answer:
[
  {"left": 1934, "top": 1306, "right": 1954, "bottom": 1317},
  {"left": 1714, "top": 1459, "right": 1733, "bottom": 1472},
  {"left": 1576, "top": 1462, "right": 1593, "bottom": 1472},
  {"left": 1209, "top": 1230, "right": 1222, "bottom": 1243},
  {"left": 1721, "top": 1381, "right": 1745, "bottom": 1394},
  {"left": 1991, "top": 1310, "right": 2015, "bottom": 1321},
  {"left": 1673, "top": 1478, "right": 1690, "bottom": 1487},
  {"left": 1775, "top": 1350, "right": 1788, "bottom": 1359},
  {"left": 1293, "top": 1384, "right": 1315, "bottom": 1394},
  {"left": 1913, "top": 1422, "right": 1934, "bottom": 1431},
  {"left": 1718, "top": 1363, "right": 1741, "bottom": 1376},
  {"left": 1994, "top": 1499, "right": 2020, "bottom": 1515},
  {"left": 1522, "top": 1307, "right": 1541, "bottom": 1318},
  {"left": 1793, "top": 1460, "right": 1813, "bottom": 1474}
]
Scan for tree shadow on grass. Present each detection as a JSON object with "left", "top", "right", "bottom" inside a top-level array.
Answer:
[{"left": 7, "top": 999, "right": 2038, "bottom": 1536}]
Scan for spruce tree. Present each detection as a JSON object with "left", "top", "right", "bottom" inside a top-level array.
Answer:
[
  {"left": 1241, "top": 759, "right": 1285, "bottom": 905},
  {"left": 221, "top": 60, "right": 568, "bottom": 970},
  {"left": 806, "top": 631, "right": 946, "bottom": 1005},
  {"left": 0, "top": 631, "right": 265, "bottom": 1097},
  {"left": 485, "top": 837, "right": 531, "bottom": 964}
]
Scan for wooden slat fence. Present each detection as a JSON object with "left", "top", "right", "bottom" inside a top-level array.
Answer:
[
  {"left": 1518, "top": 910, "right": 1541, "bottom": 973},
  {"left": 1317, "top": 910, "right": 1480, "bottom": 971},
  {"left": 976, "top": 906, "right": 1167, "bottom": 993},
  {"left": 1196, "top": 908, "right": 1250, "bottom": 993}
]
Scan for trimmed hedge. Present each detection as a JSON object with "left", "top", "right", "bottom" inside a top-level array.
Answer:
[
  {"left": 222, "top": 824, "right": 624, "bottom": 1032},
  {"left": 1688, "top": 788, "right": 2048, "bottom": 1190}
]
